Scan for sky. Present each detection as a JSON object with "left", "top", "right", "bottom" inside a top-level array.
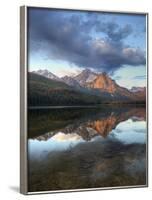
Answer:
[{"left": 28, "top": 7, "right": 147, "bottom": 89}]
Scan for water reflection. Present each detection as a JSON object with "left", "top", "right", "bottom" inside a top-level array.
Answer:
[{"left": 28, "top": 106, "right": 147, "bottom": 192}]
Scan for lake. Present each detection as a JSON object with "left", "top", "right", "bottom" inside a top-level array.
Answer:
[{"left": 27, "top": 105, "right": 147, "bottom": 192}]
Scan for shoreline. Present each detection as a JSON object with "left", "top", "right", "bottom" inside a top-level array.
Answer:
[{"left": 28, "top": 104, "right": 146, "bottom": 110}]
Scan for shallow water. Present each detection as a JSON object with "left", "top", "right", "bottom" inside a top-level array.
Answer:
[{"left": 28, "top": 106, "right": 147, "bottom": 192}]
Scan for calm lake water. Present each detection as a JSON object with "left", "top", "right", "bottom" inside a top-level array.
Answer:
[{"left": 28, "top": 106, "right": 147, "bottom": 192}]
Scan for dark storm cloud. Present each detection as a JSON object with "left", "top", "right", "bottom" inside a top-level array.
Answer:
[
  {"left": 95, "top": 21, "right": 133, "bottom": 41},
  {"left": 28, "top": 8, "right": 146, "bottom": 73}
]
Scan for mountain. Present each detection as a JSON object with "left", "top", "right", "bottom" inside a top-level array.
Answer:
[
  {"left": 130, "top": 87, "right": 146, "bottom": 93},
  {"left": 73, "top": 69, "right": 143, "bottom": 102},
  {"left": 28, "top": 72, "right": 102, "bottom": 106},
  {"left": 85, "top": 72, "right": 139, "bottom": 101},
  {"left": 32, "top": 69, "right": 61, "bottom": 81},
  {"left": 33, "top": 69, "right": 82, "bottom": 88},
  {"left": 130, "top": 87, "right": 146, "bottom": 101},
  {"left": 61, "top": 76, "right": 81, "bottom": 88},
  {"left": 74, "top": 69, "right": 98, "bottom": 86},
  {"left": 82, "top": 71, "right": 146, "bottom": 102},
  {"left": 29, "top": 69, "right": 146, "bottom": 105}
]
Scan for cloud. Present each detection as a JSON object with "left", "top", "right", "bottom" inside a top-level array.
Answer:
[
  {"left": 133, "top": 75, "right": 146, "bottom": 80},
  {"left": 28, "top": 8, "right": 146, "bottom": 73},
  {"left": 114, "top": 76, "right": 122, "bottom": 80},
  {"left": 95, "top": 21, "right": 133, "bottom": 41}
]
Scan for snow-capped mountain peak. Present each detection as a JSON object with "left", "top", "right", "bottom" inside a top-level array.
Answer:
[{"left": 32, "top": 69, "right": 60, "bottom": 81}]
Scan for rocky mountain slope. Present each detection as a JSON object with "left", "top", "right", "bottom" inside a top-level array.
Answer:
[{"left": 74, "top": 69, "right": 97, "bottom": 86}]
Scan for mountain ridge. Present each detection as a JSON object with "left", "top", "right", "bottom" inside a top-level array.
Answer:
[{"left": 30, "top": 69, "right": 146, "bottom": 105}]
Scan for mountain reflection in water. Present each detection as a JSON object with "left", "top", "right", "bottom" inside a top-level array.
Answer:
[{"left": 28, "top": 106, "right": 147, "bottom": 192}]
